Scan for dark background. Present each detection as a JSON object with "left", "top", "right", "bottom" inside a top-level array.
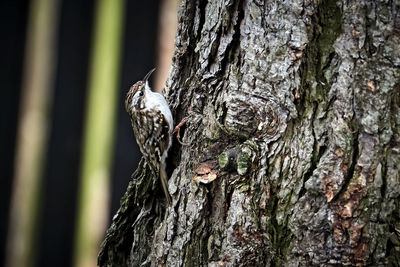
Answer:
[{"left": 0, "top": 0, "right": 161, "bottom": 266}]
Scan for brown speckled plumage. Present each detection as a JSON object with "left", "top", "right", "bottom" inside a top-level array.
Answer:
[{"left": 125, "top": 69, "right": 173, "bottom": 205}]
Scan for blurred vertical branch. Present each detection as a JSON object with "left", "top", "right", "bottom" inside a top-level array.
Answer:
[
  {"left": 73, "top": 0, "right": 125, "bottom": 267},
  {"left": 154, "top": 0, "right": 179, "bottom": 92},
  {"left": 5, "top": 0, "right": 60, "bottom": 267}
]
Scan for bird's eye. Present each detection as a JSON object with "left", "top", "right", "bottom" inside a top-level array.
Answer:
[{"left": 139, "top": 91, "right": 144, "bottom": 96}]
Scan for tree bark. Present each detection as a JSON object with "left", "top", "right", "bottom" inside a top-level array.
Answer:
[{"left": 99, "top": 0, "right": 400, "bottom": 266}]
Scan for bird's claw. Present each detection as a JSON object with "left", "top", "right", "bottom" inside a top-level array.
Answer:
[{"left": 172, "top": 116, "right": 189, "bottom": 146}]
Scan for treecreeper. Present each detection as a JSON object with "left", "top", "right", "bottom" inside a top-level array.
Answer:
[{"left": 125, "top": 68, "right": 173, "bottom": 205}]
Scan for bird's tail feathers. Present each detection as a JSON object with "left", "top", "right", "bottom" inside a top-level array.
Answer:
[{"left": 160, "top": 167, "right": 172, "bottom": 205}]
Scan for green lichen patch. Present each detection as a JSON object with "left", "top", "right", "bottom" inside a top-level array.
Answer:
[
  {"left": 237, "top": 151, "right": 250, "bottom": 175},
  {"left": 218, "top": 148, "right": 237, "bottom": 171},
  {"left": 218, "top": 151, "right": 229, "bottom": 169}
]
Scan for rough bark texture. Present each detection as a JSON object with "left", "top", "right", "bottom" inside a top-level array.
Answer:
[{"left": 99, "top": 0, "right": 400, "bottom": 266}]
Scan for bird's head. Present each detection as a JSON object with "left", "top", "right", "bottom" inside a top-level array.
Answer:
[{"left": 125, "top": 68, "right": 155, "bottom": 114}]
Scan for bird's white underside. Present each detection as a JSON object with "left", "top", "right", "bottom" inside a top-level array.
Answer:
[
  {"left": 130, "top": 81, "right": 174, "bottom": 167},
  {"left": 143, "top": 82, "right": 174, "bottom": 132}
]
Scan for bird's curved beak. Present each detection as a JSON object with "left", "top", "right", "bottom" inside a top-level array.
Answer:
[{"left": 143, "top": 68, "right": 156, "bottom": 82}]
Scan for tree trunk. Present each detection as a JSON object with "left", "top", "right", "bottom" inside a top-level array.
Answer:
[{"left": 98, "top": 0, "right": 400, "bottom": 266}]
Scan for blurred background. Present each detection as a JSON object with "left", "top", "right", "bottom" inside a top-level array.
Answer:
[{"left": 0, "top": 0, "right": 179, "bottom": 266}]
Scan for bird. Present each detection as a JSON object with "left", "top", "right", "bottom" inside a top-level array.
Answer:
[{"left": 125, "top": 68, "right": 173, "bottom": 205}]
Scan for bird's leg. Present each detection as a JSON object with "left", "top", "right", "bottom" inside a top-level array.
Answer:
[{"left": 172, "top": 116, "right": 189, "bottom": 146}]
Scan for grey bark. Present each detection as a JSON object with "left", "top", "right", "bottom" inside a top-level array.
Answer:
[{"left": 99, "top": 0, "right": 400, "bottom": 266}]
